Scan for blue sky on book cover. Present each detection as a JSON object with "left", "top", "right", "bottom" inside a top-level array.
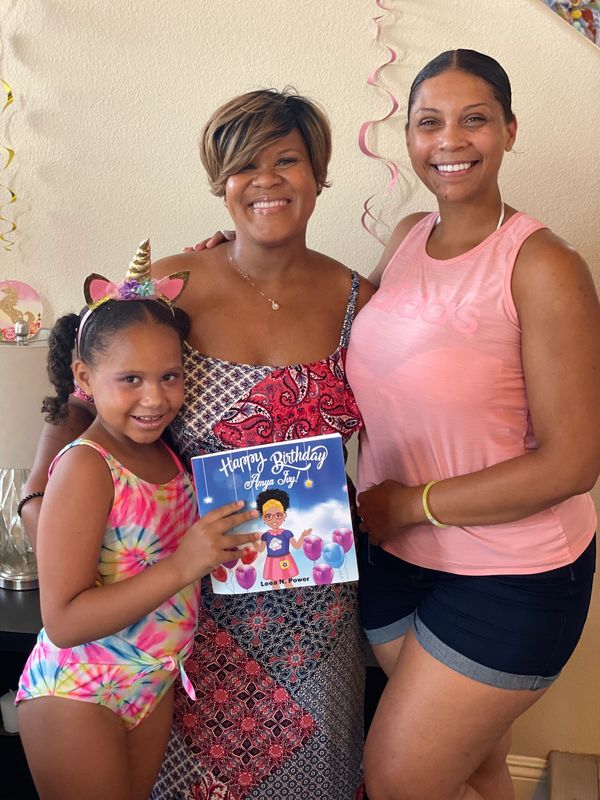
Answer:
[{"left": 191, "top": 433, "right": 358, "bottom": 594}]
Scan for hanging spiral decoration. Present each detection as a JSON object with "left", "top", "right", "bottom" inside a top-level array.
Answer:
[
  {"left": 358, "top": 0, "right": 401, "bottom": 245},
  {"left": 0, "top": 77, "right": 15, "bottom": 252}
]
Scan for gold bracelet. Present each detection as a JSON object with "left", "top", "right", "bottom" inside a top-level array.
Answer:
[{"left": 422, "top": 481, "right": 448, "bottom": 528}]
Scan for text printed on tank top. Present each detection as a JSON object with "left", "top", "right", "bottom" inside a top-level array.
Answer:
[{"left": 371, "top": 284, "right": 480, "bottom": 335}]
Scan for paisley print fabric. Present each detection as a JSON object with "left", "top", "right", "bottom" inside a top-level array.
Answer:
[{"left": 153, "top": 271, "right": 367, "bottom": 799}]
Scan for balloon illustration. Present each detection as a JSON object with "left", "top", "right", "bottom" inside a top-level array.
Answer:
[
  {"left": 322, "top": 541, "right": 345, "bottom": 569},
  {"left": 303, "top": 534, "right": 323, "bottom": 562},
  {"left": 241, "top": 546, "right": 258, "bottom": 565},
  {"left": 312, "top": 563, "right": 334, "bottom": 585},
  {"left": 332, "top": 528, "right": 354, "bottom": 553},
  {"left": 223, "top": 547, "right": 239, "bottom": 569},
  {"left": 235, "top": 564, "right": 257, "bottom": 591},
  {"left": 211, "top": 565, "right": 228, "bottom": 583}
]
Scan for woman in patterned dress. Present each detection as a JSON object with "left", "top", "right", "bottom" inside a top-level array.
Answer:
[
  {"left": 23, "top": 88, "right": 375, "bottom": 799},
  {"left": 149, "top": 89, "right": 375, "bottom": 800}
]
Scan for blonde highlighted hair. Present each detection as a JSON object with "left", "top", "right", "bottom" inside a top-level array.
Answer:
[{"left": 199, "top": 88, "right": 332, "bottom": 197}]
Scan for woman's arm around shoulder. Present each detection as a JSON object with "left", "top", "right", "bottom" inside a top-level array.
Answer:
[
  {"left": 368, "top": 212, "right": 430, "bottom": 287},
  {"left": 512, "top": 228, "right": 600, "bottom": 491}
]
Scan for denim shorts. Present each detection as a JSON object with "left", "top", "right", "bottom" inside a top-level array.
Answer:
[{"left": 358, "top": 534, "right": 596, "bottom": 690}]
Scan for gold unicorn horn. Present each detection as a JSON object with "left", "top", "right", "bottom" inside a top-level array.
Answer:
[{"left": 127, "top": 239, "right": 151, "bottom": 280}]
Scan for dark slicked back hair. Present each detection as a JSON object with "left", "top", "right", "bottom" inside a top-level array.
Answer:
[{"left": 407, "top": 49, "right": 514, "bottom": 124}]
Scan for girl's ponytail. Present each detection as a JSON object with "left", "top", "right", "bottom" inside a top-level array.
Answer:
[{"left": 41, "top": 313, "right": 80, "bottom": 423}]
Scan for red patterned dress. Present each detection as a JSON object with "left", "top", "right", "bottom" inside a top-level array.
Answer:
[{"left": 152, "top": 272, "right": 366, "bottom": 800}]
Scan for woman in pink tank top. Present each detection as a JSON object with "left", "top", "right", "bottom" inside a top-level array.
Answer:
[{"left": 346, "top": 50, "right": 600, "bottom": 800}]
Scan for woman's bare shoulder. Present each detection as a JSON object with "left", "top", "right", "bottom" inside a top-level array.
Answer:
[
  {"left": 515, "top": 227, "right": 592, "bottom": 286},
  {"left": 513, "top": 227, "right": 598, "bottom": 315},
  {"left": 152, "top": 249, "right": 215, "bottom": 280},
  {"left": 308, "top": 252, "right": 377, "bottom": 312}
]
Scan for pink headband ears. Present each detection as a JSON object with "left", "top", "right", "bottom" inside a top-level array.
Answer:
[{"left": 83, "top": 239, "right": 189, "bottom": 310}]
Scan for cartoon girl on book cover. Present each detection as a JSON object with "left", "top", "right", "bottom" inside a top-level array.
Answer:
[{"left": 256, "top": 489, "right": 311, "bottom": 587}]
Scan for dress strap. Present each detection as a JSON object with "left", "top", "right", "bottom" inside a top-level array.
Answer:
[
  {"left": 159, "top": 440, "right": 187, "bottom": 473},
  {"left": 48, "top": 438, "right": 113, "bottom": 477},
  {"left": 338, "top": 270, "right": 360, "bottom": 349}
]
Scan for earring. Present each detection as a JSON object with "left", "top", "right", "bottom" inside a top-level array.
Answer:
[{"left": 73, "top": 382, "right": 94, "bottom": 404}]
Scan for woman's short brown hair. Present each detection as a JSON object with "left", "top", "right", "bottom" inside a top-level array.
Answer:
[{"left": 199, "top": 88, "right": 332, "bottom": 197}]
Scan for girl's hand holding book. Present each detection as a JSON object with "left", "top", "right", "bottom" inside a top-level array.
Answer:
[{"left": 173, "top": 500, "right": 259, "bottom": 585}]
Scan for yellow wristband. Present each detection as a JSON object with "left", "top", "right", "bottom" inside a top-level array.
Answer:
[{"left": 422, "top": 480, "right": 448, "bottom": 528}]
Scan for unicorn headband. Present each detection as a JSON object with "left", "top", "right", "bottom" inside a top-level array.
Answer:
[{"left": 77, "top": 239, "right": 189, "bottom": 352}]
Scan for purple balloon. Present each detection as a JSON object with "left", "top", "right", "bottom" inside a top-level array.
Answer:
[
  {"left": 235, "top": 564, "right": 257, "bottom": 590},
  {"left": 332, "top": 528, "right": 354, "bottom": 553},
  {"left": 223, "top": 558, "right": 239, "bottom": 569},
  {"left": 303, "top": 534, "right": 323, "bottom": 561},
  {"left": 312, "top": 563, "right": 334, "bottom": 585}
]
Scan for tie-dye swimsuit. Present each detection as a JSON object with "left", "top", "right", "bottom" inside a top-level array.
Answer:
[{"left": 16, "top": 439, "right": 199, "bottom": 730}]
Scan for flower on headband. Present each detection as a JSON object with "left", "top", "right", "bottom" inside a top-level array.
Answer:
[
  {"left": 133, "top": 279, "right": 157, "bottom": 298},
  {"left": 119, "top": 279, "right": 143, "bottom": 299}
]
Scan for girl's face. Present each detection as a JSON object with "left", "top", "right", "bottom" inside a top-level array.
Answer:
[
  {"left": 74, "top": 321, "right": 184, "bottom": 447},
  {"left": 263, "top": 508, "right": 286, "bottom": 530},
  {"left": 406, "top": 69, "right": 517, "bottom": 205},
  {"left": 224, "top": 129, "right": 318, "bottom": 246}
]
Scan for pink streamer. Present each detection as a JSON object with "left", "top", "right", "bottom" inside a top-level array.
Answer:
[{"left": 358, "top": 0, "right": 401, "bottom": 245}]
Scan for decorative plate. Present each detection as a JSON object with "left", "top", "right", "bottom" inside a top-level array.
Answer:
[{"left": 0, "top": 280, "right": 43, "bottom": 342}]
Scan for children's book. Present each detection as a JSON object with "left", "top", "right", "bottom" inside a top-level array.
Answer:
[{"left": 191, "top": 433, "right": 358, "bottom": 595}]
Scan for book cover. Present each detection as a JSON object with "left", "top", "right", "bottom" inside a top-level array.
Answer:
[{"left": 191, "top": 433, "right": 358, "bottom": 594}]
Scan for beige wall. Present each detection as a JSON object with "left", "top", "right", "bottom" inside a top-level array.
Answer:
[{"left": 3, "top": 0, "right": 598, "bottom": 761}]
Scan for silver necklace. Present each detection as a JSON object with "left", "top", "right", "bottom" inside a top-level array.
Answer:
[
  {"left": 436, "top": 199, "right": 505, "bottom": 231},
  {"left": 227, "top": 251, "right": 281, "bottom": 311}
]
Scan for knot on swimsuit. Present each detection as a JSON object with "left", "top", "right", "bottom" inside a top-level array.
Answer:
[{"left": 136, "top": 645, "right": 197, "bottom": 702}]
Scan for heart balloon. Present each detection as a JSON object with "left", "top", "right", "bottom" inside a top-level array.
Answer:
[
  {"left": 332, "top": 528, "right": 354, "bottom": 553},
  {"left": 211, "top": 565, "right": 228, "bottom": 583},
  {"left": 312, "top": 563, "right": 334, "bottom": 585},
  {"left": 235, "top": 564, "right": 257, "bottom": 591},
  {"left": 302, "top": 534, "right": 323, "bottom": 561},
  {"left": 322, "top": 541, "right": 345, "bottom": 569},
  {"left": 223, "top": 558, "right": 239, "bottom": 569},
  {"left": 241, "top": 546, "right": 258, "bottom": 565}
]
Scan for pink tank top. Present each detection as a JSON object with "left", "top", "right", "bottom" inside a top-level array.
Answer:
[{"left": 347, "top": 212, "right": 596, "bottom": 575}]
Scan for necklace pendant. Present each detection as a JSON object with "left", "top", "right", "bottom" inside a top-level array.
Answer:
[{"left": 271, "top": 301, "right": 280, "bottom": 311}]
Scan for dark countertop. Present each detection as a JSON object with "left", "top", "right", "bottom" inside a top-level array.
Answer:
[{"left": 0, "top": 588, "right": 41, "bottom": 651}]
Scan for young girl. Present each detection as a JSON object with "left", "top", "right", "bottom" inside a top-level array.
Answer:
[
  {"left": 255, "top": 488, "right": 311, "bottom": 588},
  {"left": 15, "top": 241, "right": 260, "bottom": 800}
]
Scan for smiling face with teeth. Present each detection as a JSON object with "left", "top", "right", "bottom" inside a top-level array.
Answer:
[
  {"left": 224, "top": 129, "right": 319, "bottom": 247},
  {"left": 405, "top": 68, "right": 517, "bottom": 207},
  {"left": 74, "top": 320, "right": 185, "bottom": 450}
]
